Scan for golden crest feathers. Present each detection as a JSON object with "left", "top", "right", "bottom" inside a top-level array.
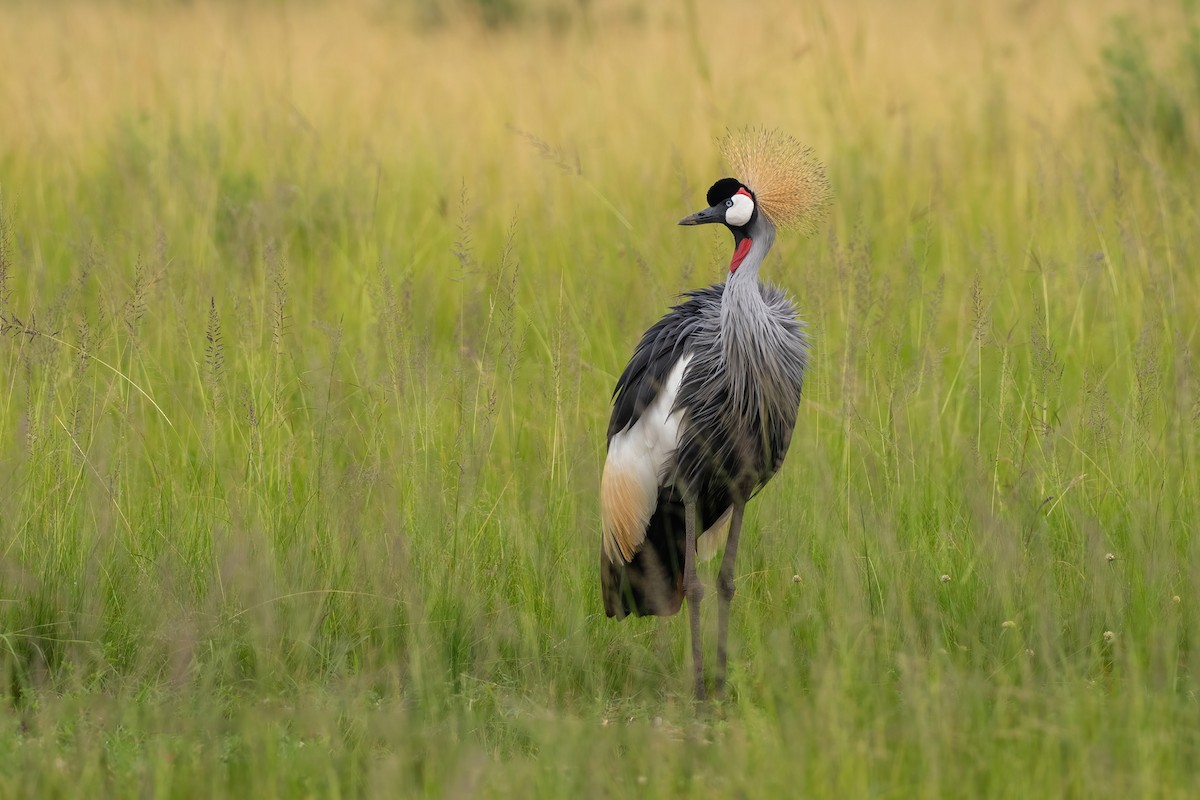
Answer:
[{"left": 720, "top": 128, "right": 831, "bottom": 234}]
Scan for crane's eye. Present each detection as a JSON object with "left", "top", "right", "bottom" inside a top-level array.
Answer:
[{"left": 725, "top": 199, "right": 734, "bottom": 208}]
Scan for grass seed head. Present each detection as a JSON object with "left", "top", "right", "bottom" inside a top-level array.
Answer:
[{"left": 721, "top": 128, "right": 831, "bottom": 235}]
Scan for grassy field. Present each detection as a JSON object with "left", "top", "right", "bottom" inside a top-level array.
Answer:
[{"left": 2, "top": 0, "right": 1199, "bottom": 795}]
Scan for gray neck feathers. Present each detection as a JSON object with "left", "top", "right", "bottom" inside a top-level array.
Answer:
[
  {"left": 720, "top": 214, "right": 776, "bottom": 358},
  {"left": 718, "top": 215, "right": 797, "bottom": 411}
]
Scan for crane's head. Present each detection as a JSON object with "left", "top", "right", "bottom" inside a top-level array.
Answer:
[
  {"left": 678, "top": 129, "right": 831, "bottom": 235},
  {"left": 678, "top": 178, "right": 757, "bottom": 230}
]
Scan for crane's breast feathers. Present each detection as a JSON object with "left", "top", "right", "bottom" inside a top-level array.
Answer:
[{"left": 601, "top": 354, "right": 693, "bottom": 563}]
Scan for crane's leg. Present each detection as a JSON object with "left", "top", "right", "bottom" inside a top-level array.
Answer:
[
  {"left": 715, "top": 501, "right": 746, "bottom": 699},
  {"left": 684, "top": 498, "right": 705, "bottom": 700}
]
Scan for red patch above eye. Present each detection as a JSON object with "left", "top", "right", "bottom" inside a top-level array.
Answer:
[
  {"left": 735, "top": 188, "right": 753, "bottom": 199},
  {"left": 729, "top": 237, "right": 753, "bottom": 273}
]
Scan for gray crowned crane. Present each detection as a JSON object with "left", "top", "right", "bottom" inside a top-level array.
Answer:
[{"left": 600, "top": 130, "right": 830, "bottom": 700}]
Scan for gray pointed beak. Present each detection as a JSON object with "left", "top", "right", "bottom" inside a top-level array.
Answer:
[{"left": 678, "top": 205, "right": 724, "bottom": 226}]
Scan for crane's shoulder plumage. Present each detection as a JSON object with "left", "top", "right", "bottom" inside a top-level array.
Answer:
[{"left": 607, "top": 284, "right": 723, "bottom": 442}]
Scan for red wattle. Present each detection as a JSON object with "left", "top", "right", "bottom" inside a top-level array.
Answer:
[{"left": 730, "top": 238, "right": 753, "bottom": 273}]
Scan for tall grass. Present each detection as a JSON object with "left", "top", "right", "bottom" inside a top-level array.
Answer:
[{"left": 1, "top": 0, "right": 1199, "bottom": 796}]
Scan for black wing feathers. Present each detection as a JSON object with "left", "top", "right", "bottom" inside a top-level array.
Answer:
[{"left": 602, "top": 285, "right": 728, "bottom": 619}]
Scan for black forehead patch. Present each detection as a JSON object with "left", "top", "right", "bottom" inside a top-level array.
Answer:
[{"left": 706, "top": 177, "right": 748, "bottom": 207}]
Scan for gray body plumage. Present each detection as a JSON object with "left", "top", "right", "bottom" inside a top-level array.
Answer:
[
  {"left": 602, "top": 212, "right": 808, "bottom": 618},
  {"left": 675, "top": 224, "right": 809, "bottom": 500}
]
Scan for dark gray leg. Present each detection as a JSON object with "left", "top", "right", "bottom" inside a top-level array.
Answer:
[
  {"left": 684, "top": 498, "right": 705, "bottom": 700},
  {"left": 715, "top": 502, "right": 745, "bottom": 699}
]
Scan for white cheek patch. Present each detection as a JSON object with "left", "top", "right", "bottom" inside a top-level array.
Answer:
[{"left": 725, "top": 193, "right": 754, "bottom": 227}]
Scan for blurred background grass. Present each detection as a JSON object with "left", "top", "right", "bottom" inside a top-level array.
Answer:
[{"left": 1, "top": 0, "right": 1199, "bottom": 795}]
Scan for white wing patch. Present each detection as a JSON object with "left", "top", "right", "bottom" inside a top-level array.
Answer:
[{"left": 601, "top": 355, "right": 693, "bottom": 563}]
